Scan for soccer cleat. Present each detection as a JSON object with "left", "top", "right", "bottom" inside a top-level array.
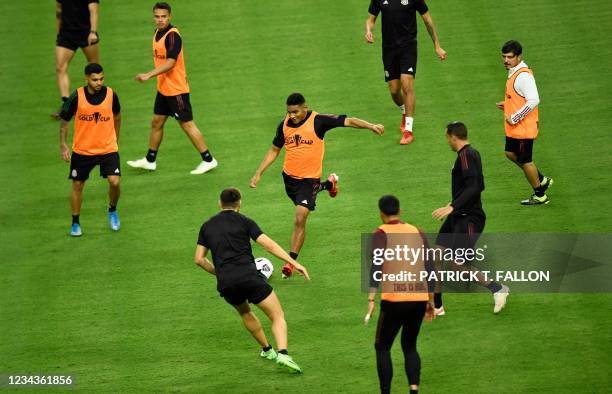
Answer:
[
  {"left": 434, "top": 306, "right": 446, "bottom": 316},
  {"left": 127, "top": 158, "right": 156, "bottom": 171},
  {"left": 108, "top": 211, "right": 120, "bottom": 231},
  {"left": 281, "top": 263, "right": 293, "bottom": 279},
  {"left": 493, "top": 285, "right": 509, "bottom": 314},
  {"left": 520, "top": 194, "right": 549, "bottom": 205},
  {"left": 327, "top": 173, "right": 339, "bottom": 198},
  {"left": 190, "top": 158, "right": 218, "bottom": 175},
  {"left": 70, "top": 223, "right": 82, "bottom": 237},
  {"left": 540, "top": 176, "right": 554, "bottom": 192},
  {"left": 260, "top": 348, "right": 278, "bottom": 361},
  {"left": 276, "top": 353, "right": 302, "bottom": 373},
  {"left": 400, "top": 131, "right": 414, "bottom": 145}
]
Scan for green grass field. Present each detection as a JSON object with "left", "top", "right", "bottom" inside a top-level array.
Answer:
[{"left": 1, "top": 0, "right": 611, "bottom": 392}]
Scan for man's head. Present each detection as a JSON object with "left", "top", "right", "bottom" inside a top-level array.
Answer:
[
  {"left": 84, "top": 63, "right": 104, "bottom": 92},
  {"left": 220, "top": 187, "right": 241, "bottom": 211},
  {"left": 378, "top": 195, "right": 400, "bottom": 222},
  {"left": 153, "top": 2, "right": 172, "bottom": 30},
  {"left": 445, "top": 121, "right": 469, "bottom": 152},
  {"left": 501, "top": 40, "right": 523, "bottom": 70},
  {"left": 286, "top": 92, "right": 308, "bottom": 124}
]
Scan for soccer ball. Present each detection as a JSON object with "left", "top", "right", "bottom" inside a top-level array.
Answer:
[{"left": 255, "top": 257, "right": 274, "bottom": 279}]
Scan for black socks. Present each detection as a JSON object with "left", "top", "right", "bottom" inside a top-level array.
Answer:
[
  {"left": 200, "top": 150, "right": 213, "bottom": 163},
  {"left": 278, "top": 349, "right": 288, "bottom": 355},
  {"left": 108, "top": 205, "right": 117, "bottom": 213},
  {"left": 487, "top": 281, "right": 503, "bottom": 293},
  {"left": 434, "top": 293, "right": 443, "bottom": 308},
  {"left": 72, "top": 215, "right": 80, "bottom": 225},
  {"left": 289, "top": 252, "right": 298, "bottom": 260},
  {"left": 146, "top": 149, "right": 157, "bottom": 163}
]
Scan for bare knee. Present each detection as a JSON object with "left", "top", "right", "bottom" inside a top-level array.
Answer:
[
  {"left": 151, "top": 118, "right": 165, "bottom": 131},
  {"left": 294, "top": 213, "right": 308, "bottom": 229},
  {"left": 72, "top": 181, "right": 85, "bottom": 193},
  {"left": 107, "top": 176, "right": 120, "bottom": 188},
  {"left": 56, "top": 62, "right": 69, "bottom": 74}
]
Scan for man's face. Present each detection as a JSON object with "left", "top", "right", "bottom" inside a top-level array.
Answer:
[
  {"left": 86, "top": 72, "right": 104, "bottom": 92},
  {"left": 287, "top": 104, "right": 308, "bottom": 124},
  {"left": 502, "top": 51, "right": 521, "bottom": 70},
  {"left": 154, "top": 9, "right": 171, "bottom": 30}
]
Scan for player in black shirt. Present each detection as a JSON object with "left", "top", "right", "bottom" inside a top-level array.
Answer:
[
  {"left": 195, "top": 188, "right": 309, "bottom": 373},
  {"left": 365, "top": 0, "right": 446, "bottom": 145},
  {"left": 432, "top": 122, "right": 509, "bottom": 314},
  {"left": 53, "top": 0, "right": 100, "bottom": 119}
]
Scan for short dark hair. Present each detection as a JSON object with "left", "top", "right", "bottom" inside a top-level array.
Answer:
[
  {"left": 153, "top": 2, "right": 171, "bottom": 13},
  {"left": 446, "top": 121, "right": 468, "bottom": 140},
  {"left": 501, "top": 40, "right": 522, "bottom": 56},
  {"left": 220, "top": 188, "right": 241, "bottom": 208},
  {"left": 84, "top": 63, "right": 103, "bottom": 75},
  {"left": 378, "top": 195, "right": 400, "bottom": 216},
  {"left": 286, "top": 93, "right": 306, "bottom": 106}
]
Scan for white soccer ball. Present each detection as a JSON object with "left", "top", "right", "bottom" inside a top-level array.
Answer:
[{"left": 255, "top": 257, "right": 274, "bottom": 279}]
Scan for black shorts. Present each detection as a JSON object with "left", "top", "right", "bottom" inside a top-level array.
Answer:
[
  {"left": 219, "top": 275, "right": 273, "bottom": 306},
  {"left": 69, "top": 152, "right": 121, "bottom": 181},
  {"left": 154, "top": 92, "right": 193, "bottom": 121},
  {"left": 56, "top": 30, "right": 93, "bottom": 51},
  {"left": 436, "top": 213, "right": 485, "bottom": 250},
  {"left": 505, "top": 137, "right": 534, "bottom": 164},
  {"left": 283, "top": 172, "right": 320, "bottom": 211},
  {"left": 382, "top": 42, "right": 417, "bottom": 82}
]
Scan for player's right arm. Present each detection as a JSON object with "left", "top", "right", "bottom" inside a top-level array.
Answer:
[
  {"left": 251, "top": 122, "right": 284, "bottom": 187},
  {"left": 194, "top": 245, "right": 216, "bottom": 275},
  {"left": 59, "top": 91, "right": 77, "bottom": 162},
  {"left": 255, "top": 234, "right": 310, "bottom": 281},
  {"left": 365, "top": 14, "right": 377, "bottom": 43},
  {"left": 344, "top": 117, "right": 385, "bottom": 135}
]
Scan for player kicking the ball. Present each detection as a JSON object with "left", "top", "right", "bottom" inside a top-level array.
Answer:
[
  {"left": 250, "top": 93, "right": 384, "bottom": 278},
  {"left": 195, "top": 188, "right": 309, "bottom": 373}
]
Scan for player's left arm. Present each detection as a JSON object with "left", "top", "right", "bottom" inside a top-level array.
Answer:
[
  {"left": 194, "top": 245, "right": 216, "bottom": 275},
  {"left": 344, "top": 117, "right": 385, "bottom": 135},
  {"left": 87, "top": 1, "right": 99, "bottom": 45},
  {"left": 113, "top": 92, "right": 121, "bottom": 143},
  {"left": 135, "top": 58, "right": 176, "bottom": 82},
  {"left": 507, "top": 72, "right": 540, "bottom": 125},
  {"left": 420, "top": 11, "right": 446, "bottom": 60}
]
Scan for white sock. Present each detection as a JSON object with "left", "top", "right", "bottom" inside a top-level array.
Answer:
[
  {"left": 404, "top": 116, "right": 414, "bottom": 132},
  {"left": 399, "top": 104, "right": 406, "bottom": 114}
]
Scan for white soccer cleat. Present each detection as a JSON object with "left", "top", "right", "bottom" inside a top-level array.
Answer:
[
  {"left": 190, "top": 158, "right": 218, "bottom": 175},
  {"left": 127, "top": 158, "right": 156, "bottom": 171},
  {"left": 493, "top": 285, "right": 509, "bottom": 314},
  {"left": 434, "top": 306, "right": 446, "bottom": 316}
]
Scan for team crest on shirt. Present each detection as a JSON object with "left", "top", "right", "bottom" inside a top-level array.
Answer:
[
  {"left": 401, "top": 0, "right": 410, "bottom": 5},
  {"left": 285, "top": 134, "right": 313, "bottom": 147}
]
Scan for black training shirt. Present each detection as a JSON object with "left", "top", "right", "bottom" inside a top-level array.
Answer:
[
  {"left": 58, "top": 0, "right": 99, "bottom": 32},
  {"left": 272, "top": 111, "right": 347, "bottom": 148},
  {"left": 155, "top": 24, "right": 182, "bottom": 60},
  {"left": 59, "top": 86, "right": 121, "bottom": 121},
  {"left": 450, "top": 145, "right": 485, "bottom": 217},
  {"left": 368, "top": 0, "right": 429, "bottom": 48},
  {"left": 197, "top": 210, "right": 264, "bottom": 288}
]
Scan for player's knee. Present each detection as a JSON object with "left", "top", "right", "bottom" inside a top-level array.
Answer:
[
  {"left": 72, "top": 181, "right": 85, "bottom": 192},
  {"left": 56, "top": 63, "right": 69, "bottom": 74},
  {"left": 294, "top": 215, "right": 307, "bottom": 228},
  {"left": 374, "top": 341, "right": 389, "bottom": 352},
  {"left": 108, "top": 177, "right": 120, "bottom": 188}
]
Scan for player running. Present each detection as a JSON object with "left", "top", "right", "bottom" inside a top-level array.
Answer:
[{"left": 195, "top": 188, "right": 309, "bottom": 373}]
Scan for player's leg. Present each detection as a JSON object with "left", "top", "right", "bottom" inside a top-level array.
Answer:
[
  {"left": 53, "top": 45, "right": 76, "bottom": 119},
  {"left": 126, "top": 112, "right": 167, "bottom": 170},
  {"left": 400, "top": 302, "right": 426, "bottom": 392},
  {"left": 81, "top": 41, "right": 100, "bottom": 64},
  {"left": 514, "top": 140, "right": 551, "bottom": 205},
  {"left": 164, "top": 93, "right": 217, "bottom": 174},
  {"left": 375, "top": 301, "right": 403, "bottom": 394},
  {"left": 398, "top": 42, "right": 417, "bottom": 145},
  {"left": 233, "top": 302, "right": 270, "bottom": 348},
  {"left": 257, "top": 291, "right": 302, "bottom": 372},
  {"left": 388, "top": 79, "right": 404, "bottom": 107},
  {"left": 100, "top": 152, "right": 121, "bottom": 231},
  {"left": 383, "top": 47, "right": 406, "bottom": 133},
  {"left": 70, "top": 180, "right": 85, "bottom": 236},
  {"left": 283, "top": 205, "right": 310, "bottom": 278}
]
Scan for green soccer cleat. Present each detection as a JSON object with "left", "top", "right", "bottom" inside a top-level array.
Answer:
[
  {"left": 260, "top": 348, "right": 277, "bottom": 361},
  {"left": 520, "top": 194, "right": 549, "bottom": 205},
  {"left": 541, "top": 176, "right": 554, "bottom": 192},
  {"left": 276, "top": 353, "right": 302, "bottom": 373}
]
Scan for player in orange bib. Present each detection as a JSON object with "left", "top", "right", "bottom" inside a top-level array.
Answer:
[
  {"left": 59, "top": 63, "right": 121, "bottom": 236},
  {"left": 250, "top": 93, "right": 384, "bottom": 278},
  {"left": 496, "top": 40, "right": 553, "bottom": 205},
  {"left": 365, "top": 195, "right": 434, "bottom": 394},
  {"left": 127, "top": 2, "right": 218, "bottom": 175}
]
